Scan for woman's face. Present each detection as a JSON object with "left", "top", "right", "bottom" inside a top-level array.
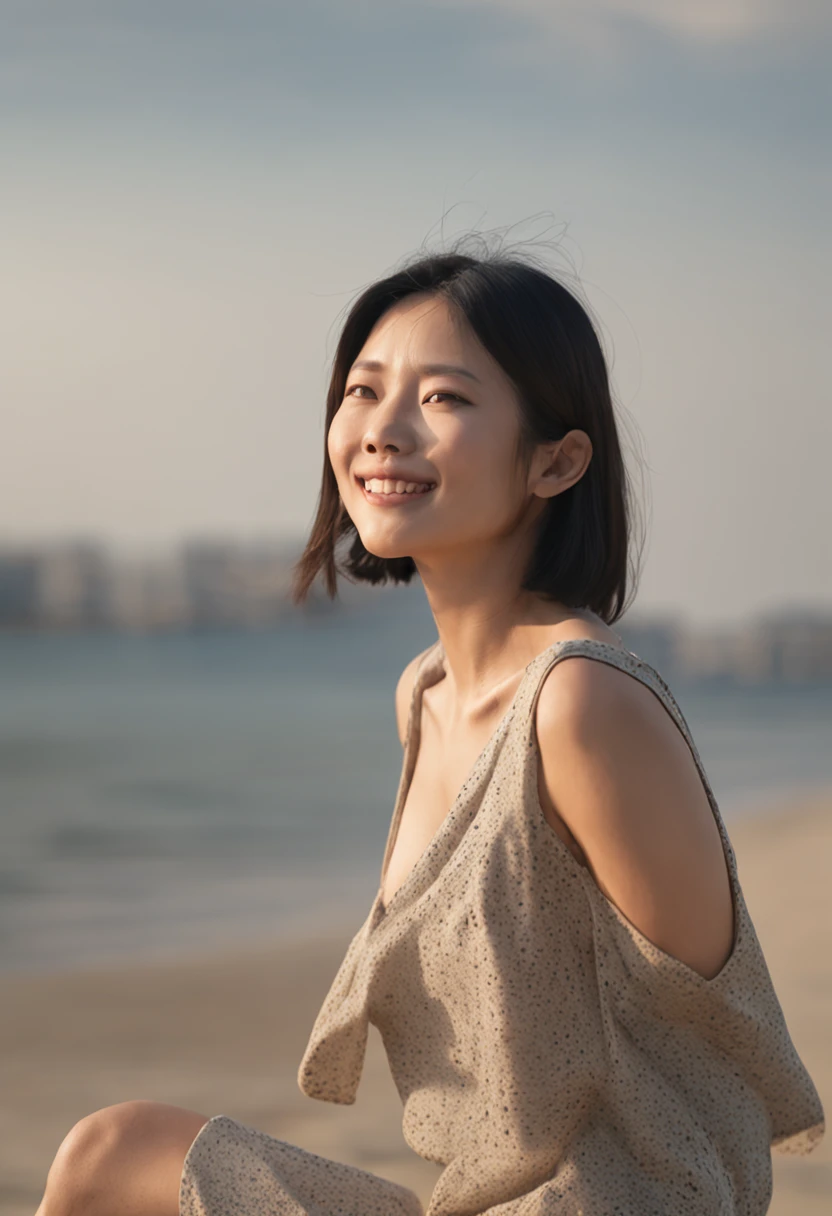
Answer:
[{"left": 327, "top": 292, "right": 550, "bottom": 568}]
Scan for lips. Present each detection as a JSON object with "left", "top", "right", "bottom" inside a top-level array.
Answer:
[
  {"left": 359, "top": 477, "right": 436, "bottom": 503},
  {"left": 356, "top": 473, "right": 435, "bottom": 488}
]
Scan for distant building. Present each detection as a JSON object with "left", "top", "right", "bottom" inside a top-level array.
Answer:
[
  {"left": 234, "top": 540, "right": 300, "bottom": 625},
  {"left": 616, "top": 610, "right": 685, "bottom": 678},
  {"left": 0, "top": 541, "right": 113, "bottom": 629},
  {"left": 0, "top": 551, "right": 40, "bottom": 627},
  {"left": 674, "top": 629, "right": 738, "bottom": 683},
  {"left": 0, "top": 535, "right": 829, "bottom": 682},
  {"left": 107, "top": 553, "right": 190, "bottom": 632},
  {"left": 735, "top": 609, "right": 832, "bottom": 683},
  {"left": 35, "top": 541, "right": 113, "bottom": 628},
  {"left": 179, "top": 541, "right": 246, "bottom": 628},
  {"left": 675, "top": 608, "right": 832, "bottom": 685}
]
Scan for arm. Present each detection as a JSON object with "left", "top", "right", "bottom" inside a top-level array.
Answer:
[{"left": 535, "top": 656, "right": 735, "bottom": 981}]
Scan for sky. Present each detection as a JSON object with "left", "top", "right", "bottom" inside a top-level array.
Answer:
[{"left": 2, "top": 0, "right": 830, "bottom": 627}]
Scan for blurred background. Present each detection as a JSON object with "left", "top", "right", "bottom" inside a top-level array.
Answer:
[{"left": 1, "top": 3, "right": 830, "bottom": 1214}]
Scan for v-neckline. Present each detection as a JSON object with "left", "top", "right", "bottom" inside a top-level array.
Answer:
[
  {"left": 369, "top": 634, "right": 643, "bottom": 932},
  {"left": 372, "top": 639, "right": 540, "bottom": 928}
]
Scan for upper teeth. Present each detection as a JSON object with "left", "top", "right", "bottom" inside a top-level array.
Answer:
[{"left": 364, "top": 478, "right": 435, "bottom": 494}]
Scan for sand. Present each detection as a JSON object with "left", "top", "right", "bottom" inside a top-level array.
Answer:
[{"left": 1, "top": 787, "right": 829, "bottom": 1216}]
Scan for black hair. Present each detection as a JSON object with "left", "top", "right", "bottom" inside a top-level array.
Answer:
[{"left": 291, "top": 244, "right": 644, "bottom": 625}]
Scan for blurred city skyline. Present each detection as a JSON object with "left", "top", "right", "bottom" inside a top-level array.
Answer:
[
  {"left": 3, "top": 2, "right": 830, "bottom": 629},
  {"left": 2, "top": 533, "right": 832, "bottom": 688}
]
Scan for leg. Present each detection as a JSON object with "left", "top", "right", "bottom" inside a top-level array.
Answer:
[
  {"left": 179, "top": 1115, "right": 425, "bottom": 1216},
  {"left": 35, "top": 1099, "right": 210, "bottom": 1216}
]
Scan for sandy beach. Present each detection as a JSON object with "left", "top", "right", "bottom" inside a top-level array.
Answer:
[{"left": 1, "top": 788, "right": 829, "bottom": 1216}]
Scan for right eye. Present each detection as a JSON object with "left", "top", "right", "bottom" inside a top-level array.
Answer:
[{"left": 345, "top": 384, "right": 375, "bottom": 399}]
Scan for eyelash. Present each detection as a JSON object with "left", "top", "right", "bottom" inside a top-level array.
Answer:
[{"left": 345, "top": 384, "right": 467, "bottom": 405}]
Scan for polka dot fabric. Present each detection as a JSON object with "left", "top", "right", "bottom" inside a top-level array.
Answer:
[
  {"left": 182, "top": 639, "right": 825, "bottom": 1216},
  {"left": 180, "top": 1114, "right": 423, "bottom": 1215}
]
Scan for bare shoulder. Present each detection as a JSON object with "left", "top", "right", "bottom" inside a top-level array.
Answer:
[
  {"left": 534, "top": 651, "right": 735, "bottom": 981},
  {"left": 394, "top": 650, "right": 429, "bottom": 748},
  {"left": 536, "top": 642, "right": 670, "bottom": 731}
]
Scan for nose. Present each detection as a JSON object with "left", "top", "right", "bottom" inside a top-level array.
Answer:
[{"left": 361, "top": 408, "right": 415, "bottom": 458}]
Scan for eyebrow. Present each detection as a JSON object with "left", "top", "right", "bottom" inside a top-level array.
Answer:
[{"left": 349, "top": 359, "right": 481, "bottom": 384}]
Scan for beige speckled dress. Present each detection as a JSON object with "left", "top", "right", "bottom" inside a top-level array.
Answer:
[{"left": 180, "top": 638, "right": 825, "bottom": 1216}]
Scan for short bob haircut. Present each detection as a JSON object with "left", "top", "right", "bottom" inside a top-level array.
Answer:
[{"left": 291, "top": 246, "right": 642, "bottom": 626}]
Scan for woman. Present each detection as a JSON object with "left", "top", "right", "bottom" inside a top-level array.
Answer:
[{"left": 36, "top": 249, "right": 824, "bottom": 1215}]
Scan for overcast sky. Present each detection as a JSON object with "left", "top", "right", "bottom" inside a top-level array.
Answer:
[{"left": 2, "top": 1, "right": 830, "bottom": 626}]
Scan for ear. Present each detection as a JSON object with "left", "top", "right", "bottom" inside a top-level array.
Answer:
[{"left": 531, "top": 430, "right": 593, "bottom": 499}]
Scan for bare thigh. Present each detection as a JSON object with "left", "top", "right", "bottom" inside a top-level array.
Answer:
[{"left": 36, "top": 1099, "right": 211, "bottom": 1216}]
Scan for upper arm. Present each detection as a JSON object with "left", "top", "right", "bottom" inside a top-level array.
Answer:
[
  {"left": 394, "top": 653, "right": 424, "bottom": 749},
  {"left": 535, "top": 658, "right": 735, "bottom": 981}
]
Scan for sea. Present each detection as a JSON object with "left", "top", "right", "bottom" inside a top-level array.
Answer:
[{"left": 2, "top": 587, "right": 832, "bottom": 974}]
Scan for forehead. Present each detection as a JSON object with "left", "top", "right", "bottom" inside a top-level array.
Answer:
[{"left": 356, "top": 293, "right": 479, "bottom": 363}]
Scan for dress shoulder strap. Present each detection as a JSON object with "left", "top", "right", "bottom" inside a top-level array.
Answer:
[
  {"left": 422, "top": 634, "right": 718, "bottom": 821},
  {"left": 512, "top": 637, "right": 738, "bottom": 877},
  {"left": 518, "top": 638, "right": 692, "bottom": 749}
]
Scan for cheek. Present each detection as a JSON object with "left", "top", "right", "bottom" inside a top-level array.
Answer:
[
  {"left": 326, "top": 433, "right": 348, "bottom": 503},
  {"left": 326, "top": 414, "right": 349, "bottom": 471},
  {"left": 446, "top": 425, "right": 516, "bottom": 498}
]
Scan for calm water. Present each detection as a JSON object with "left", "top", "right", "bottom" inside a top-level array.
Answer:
[{"left": 2, "top": 590, "right": 832, "bottom": 973}]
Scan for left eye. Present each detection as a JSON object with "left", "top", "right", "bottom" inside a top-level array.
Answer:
[{"left": 425, "top": 391, "right": 464, "bottom": 404}]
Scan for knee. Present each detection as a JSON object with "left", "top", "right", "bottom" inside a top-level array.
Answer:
[
  {"left": 43, "top": 1102, "right": 148, "bottom": 1210},
  {"left": 41, "top": 1100, "right": 199, "bottom": 1216}
]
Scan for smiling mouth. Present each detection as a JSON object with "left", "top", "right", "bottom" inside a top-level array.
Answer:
[{"left": 358, "top": 476, "right": 437, "bottom": 500}]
